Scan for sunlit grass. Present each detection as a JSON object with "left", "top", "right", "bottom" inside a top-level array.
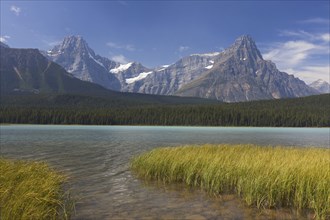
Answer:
[
  {"left": 0, "top": 158, "right": 74, "bottom": 219},
  {"left": 131, "top": 144, "right": 330, "bottom": 219}
]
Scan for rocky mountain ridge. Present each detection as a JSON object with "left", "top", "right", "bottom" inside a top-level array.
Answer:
[
  {"left": 175, "top": 35, "right": 318, "bottom": 102},
  {"left": 44, "top": 36, "right": 149, "bottom": 91},
  {"left": 0, "top": 46, "right": 116, "bottom": 96},
  {"left": 309, "top": 79, "right": 330, "bottom": 94},
  {"left": 30, "top": 35, "right": 321, "bottom": 102}
]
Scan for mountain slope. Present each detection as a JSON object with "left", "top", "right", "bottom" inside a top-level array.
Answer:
[
  {"left": 124, "top": 53, "right": 220, "bottom": 95},
  {"left": 175, "top": 35, "right": 318, "bottom": 102},
  {"left": 46, "top": 36, "right": 151, "bottom": 92},
  {"left": 309, "top": 79, "right": 330, "bottom": 94},
  {"left": 42, "top": 35, "right": 319, "bottom": 102},
  {"left": 0, "top": 47, "right": 219, "bottom": 106},
  {"left": 45, "top": 35, "right": 121, "bottom": 90},
  {"left": 0, "top": 47, "right": 119, "bottom": 96}
]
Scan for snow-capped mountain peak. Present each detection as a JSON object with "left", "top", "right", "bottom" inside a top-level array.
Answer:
[
  {"left": 309, "top": 79, "right": 330, "bottom": 94},
  {"left": 43, "top": 34, "right": 318, "bottom": 102},
  {"left": 46, "top": 35, "right": 121, "bottom": 90}
]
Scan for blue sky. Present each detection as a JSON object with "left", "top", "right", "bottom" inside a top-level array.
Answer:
[{"left": 1, "top": 1, "right": 329, "bottom": 83}]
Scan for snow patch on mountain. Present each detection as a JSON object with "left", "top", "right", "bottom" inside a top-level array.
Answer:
[
  {"left": 47, "top": 50, "right": 62, "bottom": 56},
  {"left": 126, "top": 71, "right": 153, "bottom": 84},
  {"left": 157, "top": 65, "right": 171, "bottom": 72},
  {"left": 110, "top": 62, "right": 133, "bottom": 74}
]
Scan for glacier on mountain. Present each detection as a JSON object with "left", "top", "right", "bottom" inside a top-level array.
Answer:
[
  {"left": 110, "top": 62, "right": 133, "bottom": 74},
  {"left": 126, "top": 71, "right": 153, "bottom": 84}
]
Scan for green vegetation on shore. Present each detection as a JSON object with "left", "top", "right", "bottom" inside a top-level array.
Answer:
[
  {"left": 1, "top": 94, "right": 329, "bottom": 127},
  {"left": 131, "top": 145, "right": 330, "bottom": 219},
  {"left": 0, "top": 158, "right": 74, "bottom": 219}
]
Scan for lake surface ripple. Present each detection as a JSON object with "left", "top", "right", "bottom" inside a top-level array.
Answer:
[{"left": 1, "top": 125, "right": 329, "bottom": 219}]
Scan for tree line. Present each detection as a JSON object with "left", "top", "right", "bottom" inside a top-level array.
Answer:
[{"left": 1, "top": 94, "right": 329, "bottom": 127}]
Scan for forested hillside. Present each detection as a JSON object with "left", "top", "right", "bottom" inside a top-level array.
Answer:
[{"left": 1, "top": 94, "right": 329, "bottom": 127}]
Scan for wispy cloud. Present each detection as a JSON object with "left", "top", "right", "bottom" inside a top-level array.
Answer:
[
  {"left": 111, "top": 54, "right": 129, "bottom": 63},
  {"left": 283, "top": 66, "right": 330, "bottom": 84},
  {"left": 263, "top": 40, "right": 326, "bottom": 67},
  {"left": 106, "top": 41, "right": 135, "bottom": 51},
  {"left": 10, "top": 5, "right": 21, "bottom": 16},
  {"left": 279, "top": 30, "right": 330, "bottom": 42},
  {"left": 178, "top": 46, "right": 190, "bottom": 52},
  {"left": 298, "top": 17, "right": 330, "bottom": 24},
  {"left": 263, "top": 30, "right": 330, "bottom": 83},
  {"left": 0, "top": 35, "right": 11, "bottom": 43},
  {"left": 320, "top": 33, "right": 330, "bottom": 42}
]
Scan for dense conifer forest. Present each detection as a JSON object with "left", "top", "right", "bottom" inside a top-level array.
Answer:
[{"left": 1, "top": 94, "right": 329, "bottom": 127}]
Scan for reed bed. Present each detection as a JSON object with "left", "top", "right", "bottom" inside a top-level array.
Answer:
[
  {"left": 131, "top": 144, "right": 330, "bottom": 219},
  {"left": 0, "top": 158, "right": 74, "bottom": 220}
]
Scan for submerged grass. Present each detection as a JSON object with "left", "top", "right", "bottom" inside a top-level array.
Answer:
[
  {"left": 131, "top": 144, "right": 330, "bottom": 219},
  {"left": 0, "top": 158, "right": 74, "bottom": 220}
]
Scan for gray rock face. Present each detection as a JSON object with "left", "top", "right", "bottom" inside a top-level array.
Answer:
[
  {"left": 125, "top": 53, "right": 220, "bottom": 95},
  {"left": 174, "top": 35, "right": 318, "bottom": 102},
  {"left": 46, "top": 36, "right": 151, "bottom": 92},
  {"left": 46, "top": 36, "right": 121, "bottom": 90},
  {"left": 45, "top": 35, "right": 319, "bottom": 102},
  {"left": 0, "top": 47, "right": 115, "bottom": 96},
  {"left": 309, "top": 79, "right": 330, "bottom": 93},
  {"left": 113, "top": 62, "right": 152, "bottom": 90}
]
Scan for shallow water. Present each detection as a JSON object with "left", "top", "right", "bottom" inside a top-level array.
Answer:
[{"left": 1, "top": 125, "right": 328, "bottom": 219}]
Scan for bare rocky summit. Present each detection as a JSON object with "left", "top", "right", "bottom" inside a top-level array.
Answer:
[{"left": 44, "top": 35, "right": 319, "bottom": 102}]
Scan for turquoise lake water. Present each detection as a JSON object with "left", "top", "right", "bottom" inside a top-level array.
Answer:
[{"left": 1, "top": 125, "right": 329, "bottom": 219}]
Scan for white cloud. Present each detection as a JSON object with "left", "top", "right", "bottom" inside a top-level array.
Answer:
[
  {"left": 299, "top": 18, "right": 330, "bottom": 24},
  {"left": 320, "top": 33, "right": 330, "bottom": 42},
  {"left": 10, "top": 5, "right": 21, "bottom": 16},
  {"left": 106, "top": 41, "right": 135, "bottom": 51},
  {"left": 0, "top": 35, "right": 10, "bottom": 43},
  {"left": 262, "top": 30, "right": 330, "bottom": 83},
  {"left": 263, "top": 40, "right": 325, "bottom": 67},
  {"left": 283, "top": 66, "right": 330, "bottom": 84},
  {"left": 111, "top": 54, "right": 129, "bottom": 64},
  {"left": 279, "top": 30, "right": 330, "bottom": 43},
  {"left": 178, "top": 46, "right": 190, "bottom": 52}
]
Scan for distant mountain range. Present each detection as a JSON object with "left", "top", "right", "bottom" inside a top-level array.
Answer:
[
  {"left": 43, "top": 35, "right": 322, "bottom": 102},
  {"left": 0, "top": 46, "right": 115, "bottom": 96},
  {"left": 43, "top": 36, "right": 149, "bottom": 92},
  {"left": 309, "top": 79, "right": 330, "bottom": 94},
  {"left": 0, "top": 43, "right": 217, "bottom": 106},
  {"left": 1, "top": 35, "right": 327, "bottom": 103}
]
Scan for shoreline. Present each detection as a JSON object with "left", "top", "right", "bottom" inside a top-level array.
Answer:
[
  {"left": 131, "top": 144, "right": 330, "bottom": 219},
  {"left": 1, "top": 123, "right": 329, "bottom": 128},
  {"left": 0, "top": 158, "right": 74, "bottom": 219}
]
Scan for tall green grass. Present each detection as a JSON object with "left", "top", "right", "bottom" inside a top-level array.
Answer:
[
  {"left": 0, "top": 158, "right": 74, "bottom": 219},
  {"left": 131, "top": 144, "right": 330, "bottom": 219}
]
